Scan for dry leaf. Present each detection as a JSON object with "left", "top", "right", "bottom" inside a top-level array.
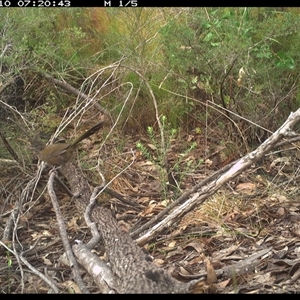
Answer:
[
  {"left": 235, "top": 182, "right": 256, "bottom": 194},
  {"left": 42, "top": 256, "right": 53, "bottom": 266},
  {"left": 183, "top": 242, "right": 204, "bottom": 253},
  {"left": 168, "top": 240, "right": 176, "bottom": 248},
  {"left": 147, "top": 143, "right": 157, "bottom": 150},
  {"left": 61, "top": 280, "right": 81, "bottom": 294},
  {"left": 205, "top": 258, "right": 217, "bottom": 284}
]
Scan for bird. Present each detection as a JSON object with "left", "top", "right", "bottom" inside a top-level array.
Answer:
[{"left": 31, "top": 121, "right": 104, "bottom": 166}]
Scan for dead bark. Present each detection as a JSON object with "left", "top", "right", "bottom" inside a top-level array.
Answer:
[{"left": 58, "top": 163, "right": 197, "bottom": 293}]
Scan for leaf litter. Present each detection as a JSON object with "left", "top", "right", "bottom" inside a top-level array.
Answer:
[{"left": 2, "top": 133, "right": 300, "bottom": 293}]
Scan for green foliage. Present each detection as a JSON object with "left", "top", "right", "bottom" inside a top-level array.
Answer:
[
  {"left": 136, "top": 116, "right": 177, "bottom": 196},
  {"left": 159, "top": 8, "right": 300, "bottom": 143},
  {"left": 274, "top": 51, "right": 295, "bottom": 70},
  {"left": 100, "top": 8, "right": 190, "bottom": 128},
  {"left": 136, "top": 115, "right": 200, "bottom": 197},
  {"left": 136, "top": 117, "right": 175, "bottom": 165},
  {"left": 4, "top": 244, "right": 13, "bottom": 294},
  {"left": 1, "top": 7, "right": 300, "bottom": 141},
  {"left": 104, "top": 8, "right": 164, "bottom": 61},
  {"left": 0, "top": 8, "right": 109, "bottom": 75},
  {"left": 0, "top": 8, "right": 113, "bottom": 118}
]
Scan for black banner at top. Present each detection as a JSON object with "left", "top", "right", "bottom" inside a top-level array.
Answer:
[{"left": 0, "top": 0, "right": 241, "bottom": 8}]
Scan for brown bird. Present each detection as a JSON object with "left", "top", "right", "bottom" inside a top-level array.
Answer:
[{"left": 31, "top": 121, "right": 104, "bottom": 166}]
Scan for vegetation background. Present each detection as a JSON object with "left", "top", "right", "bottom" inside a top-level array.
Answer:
[{"left": 1, "top": 8, "right": 300, "bottom": 139}]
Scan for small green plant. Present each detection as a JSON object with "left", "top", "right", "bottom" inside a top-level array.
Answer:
[
  {"left": 136, "top": 115, "right": 175, "bottom": 161},
  {"left": 136, "top": 141, "right": 152, "bottom": 161},
  {"left": 5, "top": 246, "right": 13, "bottom": 294},
  {"left": 172, "top": 141, "right": 203, "bottom": 186},
  {"left": 136, "top": 115, "right": 201, "bottom": 198}
]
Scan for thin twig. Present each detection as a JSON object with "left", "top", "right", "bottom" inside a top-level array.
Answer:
[
  {"left": 48, "top": 170, "right": 90, "bottom": 294},
  {"left": 0, "top": 241, "right": 60, "bottom": 293}
]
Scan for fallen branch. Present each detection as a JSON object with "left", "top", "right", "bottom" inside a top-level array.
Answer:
[
  {"left": 58, "top": 163, "right": 198, "bottom": 293},
  {"left": 135, "top": 110, "right": 300, "bottom": 246},
  {"left": 47, "top": 170, "right": 89, "bottom": 294}
]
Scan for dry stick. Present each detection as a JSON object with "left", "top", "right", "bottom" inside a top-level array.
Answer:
[
  {"left": 130, "top": 160, "right": 235, "bottom": 238},
  {"left": 72, "top": 242, "right": 117, "bottom": 293},
  {"left": 84, "top": 186, "right": 103, "bottom": 250},
  {"left": 60, "top": 162, "right": 197, "bottom": 293},
  {"left": 0, "top": 131, "right": 19, "bottom": 162},
  {"left": 41, "top": 70, "right": 123, "bottom": 150},
  {"left": 0, "top": 43, "right": 12, "bottom": 58},
  {"left": 135, "top": 110, "right": 300, "bottom": 246},
  {"left": 42, "top": 73, "right": 111, "bottom": 116},
  {"left": 0, "top": 175, "right": 29, "bottom": 215},
  {"left": 130, "top": 92, "right": 300, "bottom": 238},
  {"left": 19, "top": 254, "right": 60, "bottom": 293},
  {"left": 122, "top": 65, "right": 167, "bottom": 171},
  {"left": 0, "top": 241, "right": 60, "bottom": 293},
  {"left": 2, "top": 168, "right": 44, "bottom": 241},
  {"left": 47, "top": 170, "right": 90, "bottom": 294},
  {"left": 72, "top": 186, "right": 118, "bottom": 292},
  {"left": 41, "top": 61, "right": 126, "bottom": 123},
  {"left": 7, "top": 165, "right": 46, "bottom": 291}
]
